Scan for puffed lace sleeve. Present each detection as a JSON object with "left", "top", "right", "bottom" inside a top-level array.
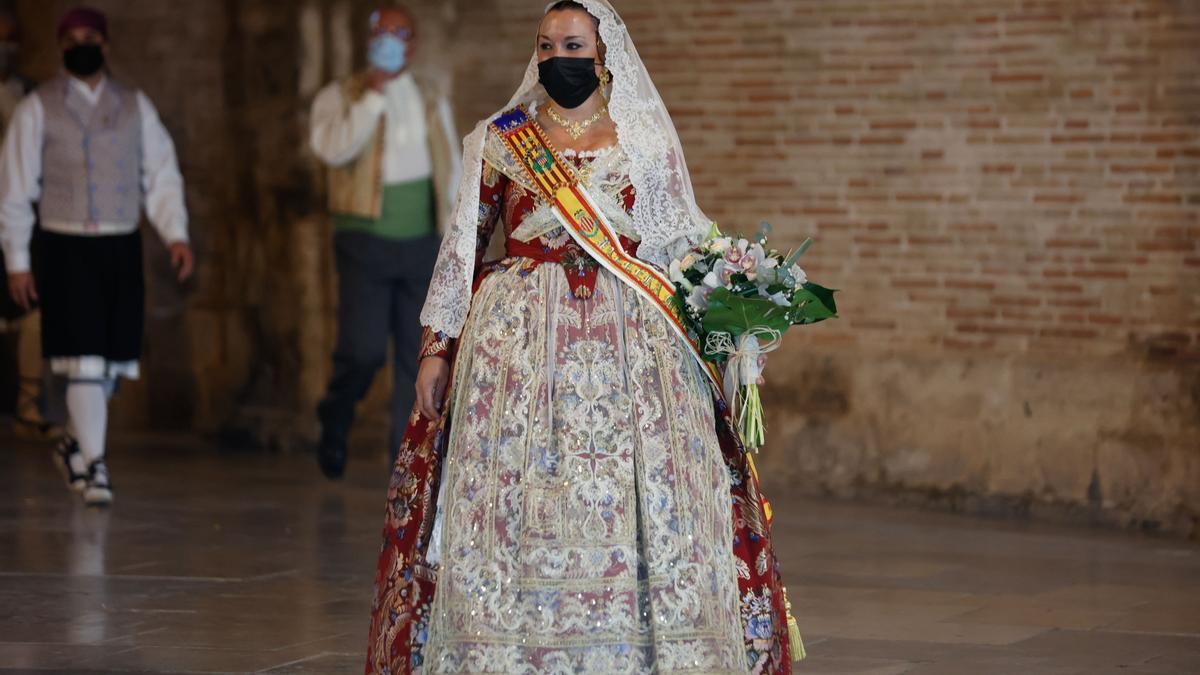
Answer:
[{"left": 418, "top": 159, "right": 508, "bottom": 361}]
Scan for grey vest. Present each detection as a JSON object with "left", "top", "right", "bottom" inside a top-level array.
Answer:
[{"left": 37, "top": 75, "right": 142, "bottom": 225}]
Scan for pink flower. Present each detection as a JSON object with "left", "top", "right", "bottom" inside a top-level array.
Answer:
[
  {"left": 742, "top": 256, "right": 758, "bottom": 274},
  {"left": 705, "top": 259, "right": 730, "bottom": 289},
  {"left": 723, "top": 238, "right": 750, "bottom": 267},
  {"left": 741, "top": 247, "right": 765, "bottom": 279}
]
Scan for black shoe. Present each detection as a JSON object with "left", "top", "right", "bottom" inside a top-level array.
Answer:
[
  {"left": 52, "top": 436, "right": 88, "bottom": 493},
  {"left": 84, "top": 460, "right": 113, "bottom": 507},
  {"left": 317, "top": 435, "right": 347, "bottom": 480}
]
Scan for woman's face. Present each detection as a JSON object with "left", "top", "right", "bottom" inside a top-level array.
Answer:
[{"left": 537, "top": 9, "right": 601, "bottom": 69}]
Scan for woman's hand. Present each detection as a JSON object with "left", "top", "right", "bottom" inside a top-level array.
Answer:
[{"left": 415, "top": 356, "right": 450, "bottom": 421}]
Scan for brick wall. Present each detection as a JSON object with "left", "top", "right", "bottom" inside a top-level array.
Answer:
[
  {"left": 7, "top": 0, "right": 1197, "bottom": 535},
  {"left": 440, "top": 0, "right": 1199, "bottom": 537}
]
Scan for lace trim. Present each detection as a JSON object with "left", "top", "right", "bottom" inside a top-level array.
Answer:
[
  {"left": 419, "top": 327, "right": 454, "bottom": 360},
  {"left": 48, "top": 356, "right": 139, "bottom": 380},
  {"left": 482, "top": 132, "right": 541, "bottom": 196},
  {"left": 560, "top": 146, "right": 618, "bottom": 159}
]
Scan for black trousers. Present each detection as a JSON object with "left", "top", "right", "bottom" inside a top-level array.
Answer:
[{"left": 317, "top": 230, "right": 439, "bottom": 460}]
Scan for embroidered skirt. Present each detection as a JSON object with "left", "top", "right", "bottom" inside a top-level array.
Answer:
[{"left": 420, "top": 262, "right": 746, "bottom": 673}]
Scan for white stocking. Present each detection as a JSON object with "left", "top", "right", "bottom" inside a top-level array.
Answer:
[{"left": 66, "top": 379, "right": 114, "bottom": 464}]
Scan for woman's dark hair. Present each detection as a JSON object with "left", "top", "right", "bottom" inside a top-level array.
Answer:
[
  {"left": 544, "top": 0, "right": 605, "bottom": 64},
  {"left": 547, "top": 1, "right": 599, "bottom": 28}
]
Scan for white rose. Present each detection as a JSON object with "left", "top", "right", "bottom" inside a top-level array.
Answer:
[
  {"left": 708, "top": 237, "right": 732, "bottom": 254},
  {"left": 669, "top": 259, "right": 684, "bottom": 283}
]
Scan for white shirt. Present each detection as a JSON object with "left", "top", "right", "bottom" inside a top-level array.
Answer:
[
  {"left": 0, "top": 75, "right": 189, "bottom": 273},
  {"left": 310, "top": 72, "right": 449, "bottom": 185}
]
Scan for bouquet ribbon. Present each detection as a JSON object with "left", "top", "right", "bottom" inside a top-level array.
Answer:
[{"left": 705, "top": 327, "right": 782, "bottom": 423}]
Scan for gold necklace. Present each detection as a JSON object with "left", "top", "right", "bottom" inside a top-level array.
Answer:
[{"left": 545, "top": 104, "right": 608, "bottom": 140}]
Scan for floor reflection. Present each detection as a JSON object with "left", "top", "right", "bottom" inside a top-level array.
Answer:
[
  {"left": 66, "top": 505, "right": 111, "bottom": 645},
  {"left": 0, "top": 434, "right": 1197, "bottom": 673}
]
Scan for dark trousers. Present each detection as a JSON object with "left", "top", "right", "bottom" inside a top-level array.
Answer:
[{"left": 317, "top": 230, "right": 438, "bottom": 460}]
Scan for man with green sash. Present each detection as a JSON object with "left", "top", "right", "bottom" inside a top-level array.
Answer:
[{"left": 309, "top": 5, "right": 460, "bottom": 478}]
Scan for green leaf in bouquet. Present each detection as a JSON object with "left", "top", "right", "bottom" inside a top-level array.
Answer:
[
  {"left": 701, "top": 287, "right": 795, "bottom": 336},
  {"left": 784, "top": 238, "right": 813, "bottom": 268},
  {"left": 790, "top": 282, "right": 839, "bottom": 324}
]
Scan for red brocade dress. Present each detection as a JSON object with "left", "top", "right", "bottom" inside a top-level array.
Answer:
[{"left": 366, "top": 144, "right": 795, "bottom": 674}]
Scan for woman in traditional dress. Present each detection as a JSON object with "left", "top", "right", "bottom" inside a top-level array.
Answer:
[{"left": 365, "top": 2, "right": 801, "bottom": 673}]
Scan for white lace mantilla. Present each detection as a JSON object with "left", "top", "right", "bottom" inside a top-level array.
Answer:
[{"left": 419, "top": 0, "right": 713, "bottom": 337}]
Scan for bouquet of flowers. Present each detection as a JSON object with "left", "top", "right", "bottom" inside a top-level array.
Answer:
[{"left": 669, "top": 223, "right": 838, "bottom": 451}]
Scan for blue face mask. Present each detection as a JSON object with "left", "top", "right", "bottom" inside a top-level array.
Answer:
[{"left": 368, "top": 34, "right": 407, "bottom": 74}]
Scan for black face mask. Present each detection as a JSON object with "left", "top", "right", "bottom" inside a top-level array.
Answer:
[
  {"left": 63, "top": 44, "right": 105, "bottom": 78},
  {"left": 538, "top": 56, "right": 600, "bottom": 109}
]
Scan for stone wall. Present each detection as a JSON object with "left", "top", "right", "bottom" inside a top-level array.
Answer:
[{"left": 7, "top": 0, "right": 1198, "bottom": 536}]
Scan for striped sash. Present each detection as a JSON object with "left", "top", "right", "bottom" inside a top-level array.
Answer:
[{"left": 490, "top": 105, "right": 725, "bottom": 397}]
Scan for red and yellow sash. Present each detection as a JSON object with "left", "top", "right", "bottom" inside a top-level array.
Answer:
[{"left": 490, "top": 105, "right": 726, "bottom": 396}]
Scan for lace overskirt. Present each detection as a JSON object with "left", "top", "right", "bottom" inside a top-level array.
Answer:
[{"left": 423, "top": 262, "right": 747, "bottom": 674}]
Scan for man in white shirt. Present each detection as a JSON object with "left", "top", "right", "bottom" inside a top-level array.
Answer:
[
  {"left": 0, "top": 6, "right": 194, "bottom": 506},
  {"left": 309, "top": 6, "right": 460, "bottom": 479}
]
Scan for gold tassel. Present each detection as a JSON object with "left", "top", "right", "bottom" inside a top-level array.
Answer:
[{"left": 784, "top": 587, "right": 806, "bottom": 662}]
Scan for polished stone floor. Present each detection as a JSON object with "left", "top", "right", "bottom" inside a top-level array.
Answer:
[{"left": 1, "top": 434, "right": 1198, "bottom": 674}]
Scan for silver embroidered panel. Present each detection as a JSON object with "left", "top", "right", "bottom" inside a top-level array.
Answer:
[{"left": 424, "top": 264, "right": 745, "bottom": 674}]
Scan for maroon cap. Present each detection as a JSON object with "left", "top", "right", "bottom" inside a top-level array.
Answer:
[{"left": 57, "top": 7, "right": 108, "bottom": 41}]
